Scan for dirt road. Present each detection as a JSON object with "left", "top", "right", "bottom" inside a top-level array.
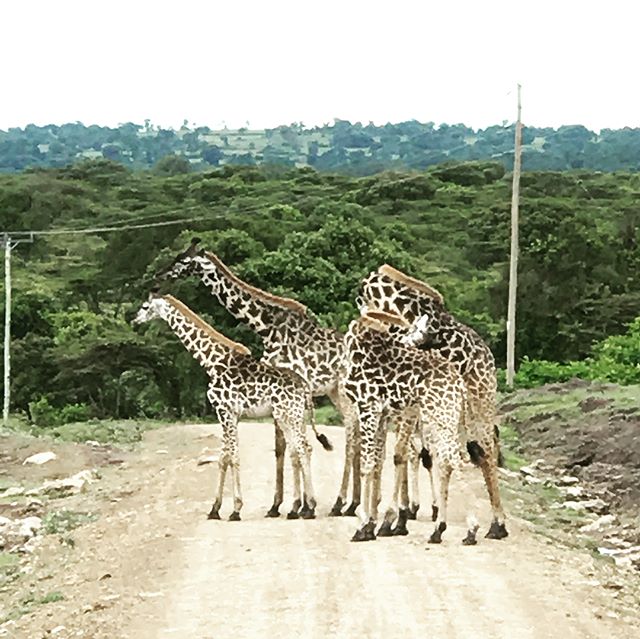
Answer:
[{"left": 5, "top": 423, "right": 638, "bottom": 638}]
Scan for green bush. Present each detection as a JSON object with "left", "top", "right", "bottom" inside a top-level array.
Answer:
[
  {"left": 29, "top": 396, "right": 60, "bottom": 427},
  {"left": 506, "top": 317, "right": 640, "bottom": 388},
  {"left": 59, "top": 403, "right": 91, "bottom": 424},
  {"left": 29, "top": 397, "right": 92, "bottom": 427}
]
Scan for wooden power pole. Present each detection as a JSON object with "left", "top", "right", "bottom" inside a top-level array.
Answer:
[
  {"left": 2, "top": 233, "right": 33, "bottom": 425},
  {"left": 506, "top": 84, "right": 522, "bottom": 388}
]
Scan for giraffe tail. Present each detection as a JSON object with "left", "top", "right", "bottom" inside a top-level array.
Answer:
[{"left": 305, "top": 392, "right": 333, "bottom": 451}]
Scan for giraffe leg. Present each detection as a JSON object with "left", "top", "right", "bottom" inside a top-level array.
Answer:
[
  {"left": 208, "top": 455, "right": 228, "bottom": 520},
  {"left": 266, "top": 424, "right": 286, "bottom": 518},
  {"left": 480, "top": 447, "right": 508, "bottom": 539},
  {"left": 408, "top": 433, "right": 421, "bottom": 520},
  {"left": 287, "top": 454, "right": 303, "bottom": 519},
  {"left": 208, "top": 408, "right": 237, "bottom": 520},
  {"left": 428, "top": 462, "right": 452, "bottom": 544},
  {"left": 345, "top": 404, "right": 361, "bottom": 517},
  {"left": 298, "top": 454, "right": 317, "bottom": 519},
  {"left": 352, "top": 411, "right": 382, "bottom": 542},
  {"left": 218, "top": 412, "right": 242, "bottom": 522},
  {"left": 379, "top": 450, "right": 405, "bottom": 536},
  {"left": 328, "top": 388, "right": 352, "bottom": 516}
]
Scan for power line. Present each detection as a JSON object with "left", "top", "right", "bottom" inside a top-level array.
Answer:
[{"left": 5, "top": 215, "right": 215, "bottom": 237}]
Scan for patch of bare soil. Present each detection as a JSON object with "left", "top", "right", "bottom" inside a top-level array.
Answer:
[{"left": 500, "top": 381, "right": 640, "bottom": 510}]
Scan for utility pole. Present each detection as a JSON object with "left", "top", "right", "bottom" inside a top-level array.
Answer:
[
  {"left": 2, "top": 234, "right": 33, "bottom": 425},
  {"left": 506, "top": 84, "right": 523, "bottom": 388}
]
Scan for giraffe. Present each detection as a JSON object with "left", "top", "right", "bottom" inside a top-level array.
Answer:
[
  {"left": 342, "top": 310, "right": 479, "bottom": 545},
  {"left": 132, "top": 291, "right": 332, "bottom": 520},
  {"left": 154, "top": 238, "right": 363, "bottom": 517},
  {"left": 358, "top": 264, "right": 508, "bottom": 539}
]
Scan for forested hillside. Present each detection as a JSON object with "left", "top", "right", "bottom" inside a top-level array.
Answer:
[
  {"left": 1, "top": 159, "right": 639, "bottom": 422},
  {"left": 3, "top": 120, "right": 640, "bottom": 174}
]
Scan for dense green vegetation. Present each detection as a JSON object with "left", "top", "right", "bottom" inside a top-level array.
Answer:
[
  {"left": 3, "top": 120, "right": 640, "bottom": 174},
  {"left": 0, "top": 159, "right": 638, "bottom": 422}
]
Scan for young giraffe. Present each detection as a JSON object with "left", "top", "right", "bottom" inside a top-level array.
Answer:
[
  {"left": 358, "top": 264, "right": 508, "bottom": 539},
  {"left": 132, "top": 291, "right": 331, "bottom": 520},
  {"left": 155, "top": 238, "right": 365, "bottom": 517},
  {"left": 342, "top": 311, "right": 479, "bottom": 544}
]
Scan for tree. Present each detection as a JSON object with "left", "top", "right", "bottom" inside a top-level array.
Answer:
[{"left": 154, "top": 154, "right": 191, "bottom": 176}]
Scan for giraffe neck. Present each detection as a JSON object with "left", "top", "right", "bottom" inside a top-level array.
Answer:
[
  {"left": 192, "top": 254, "right": 315, "bottom": 342},
  {"left": 160, "top": 304, "right": 229, "bottom": 373}
]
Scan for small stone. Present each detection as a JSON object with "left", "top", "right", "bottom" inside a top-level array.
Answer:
[
  {"left": 580, "top": 498, "right": 609, "bottom": 514},
  {"left": 523, "top": 475, "right": 542, "bottom": 485},
  {"left": 557, "top": 475, "right": 580, "bottom": 486},
  {"left": 197, "top": 455, "right": 219, "bottom": 466},
  {"left": 562, "top": 486, "right": 584, "bottom": 498},
  {"left": 23, "top": 451, "right": 57, "bottom": 465},
  {"left": 0, "top": 486, "right": 25, "bottom": 498},
  {"left": 579, "top": 514, "right": 616, "bottom": 533},
  {"left": 519, "top": 466, "right": 537, "bottom": 476},
  {"left": 51, "top": 626, "right": 66, "bottom": 635}
]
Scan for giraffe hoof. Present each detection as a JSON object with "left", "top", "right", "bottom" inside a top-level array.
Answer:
[
  {"left": 265, "top": 506, "right": 280, "bottom": 518},
  {"left": 485, "top": 521, "right": 509, "bottom": 540},
  {"left": 391, "top": 508, "right": 409, "bottom": 536},
  {"left": 228, "top": 511, "right": 241, "bottom": 522},
  {"left": 428, "top": 522, "right": 447, "bottom": 544},
  {"left": 431, "top": 505, "right": 439, "bottom": 522},
  {"left": 300, "top": 507, "right": 316, "bottom": 520},
  {"left": 343, "top": 502, "right": 359, "bottom": 517},
  {"left": 377, "top": 521, "right": 393, "bottom": 537},
  {"left": 207, "top": 509, "right": 221, "bottom": 520},
  {"left": 407, "top": 503, "right": 419, "bottom": 520},
  {"left": 286, "top": 511, "right": 300, "bottom": 520},
  {"left": 462, "top": 535, "right": 478, "bottom": 546},
  {"left": 351, "top": 528, "right": 368, "bottom": 542},
  {"left": 351, "top": 522, "right": 376, "bottom": 542},
  {"left": 329, "top": 498, "right": 344, "bottom": 517}
]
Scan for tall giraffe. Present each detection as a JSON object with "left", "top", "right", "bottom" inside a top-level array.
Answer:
[
  {"left": 342, "top": 311, "right": 479, "bottom": 545},
  {"left": 132, "top": 291, "right": 331, "bottom": 520},
  {"left": 358, "top": 264, "right": 508, "bottom": 539},
  {"left": 155, "top": 238, "right": 361, "bottom": 516}
]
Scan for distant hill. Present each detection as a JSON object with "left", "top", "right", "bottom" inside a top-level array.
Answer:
[{"left": 2, "top": 120, "right": 640, "bottom": 174}]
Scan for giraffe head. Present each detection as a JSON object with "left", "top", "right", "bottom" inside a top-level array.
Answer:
[
  {"left": 155, "top": 237, "right": 207, "bottom": 281},
  {"left": 400, "top": 313, "right": 431, "bottom": 347},
  {"left": 359, "top": 264, "right": 444, "bottom": 327},
  {"left": 132, "top": 289, "right": 169, "bottom": 325}
]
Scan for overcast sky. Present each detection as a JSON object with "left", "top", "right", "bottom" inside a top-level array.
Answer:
[{"left": 3, "top": 0, "right": 638, "bottom": 132}]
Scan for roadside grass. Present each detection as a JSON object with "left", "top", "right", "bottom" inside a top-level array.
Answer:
[
  {"left": 2, "top": 591, "right": 65, "bottom": 623},
  {"left": 500, "top": 384, "right": 640, "bottom": 425},
  {"left": 42, "top": 510, "right": 98, "bottom": 535},
  {"left": 0, "top": 552, "right": 20, "bottom": 590},
  {"left": 1, "top": 416, "right": 169, "bottom": 445}
]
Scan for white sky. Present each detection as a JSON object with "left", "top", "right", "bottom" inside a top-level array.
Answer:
[{"left": 2, "top": 0, "right": 639, "bottom": 132}]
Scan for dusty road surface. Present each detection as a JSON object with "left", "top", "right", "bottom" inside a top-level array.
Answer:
[{"left": 4, "top": 423, "right": 639, "bottom": 638}]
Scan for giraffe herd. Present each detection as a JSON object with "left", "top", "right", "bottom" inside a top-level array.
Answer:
[{"left": 132, "top": 237, "right": 508, "bottom": 545}]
